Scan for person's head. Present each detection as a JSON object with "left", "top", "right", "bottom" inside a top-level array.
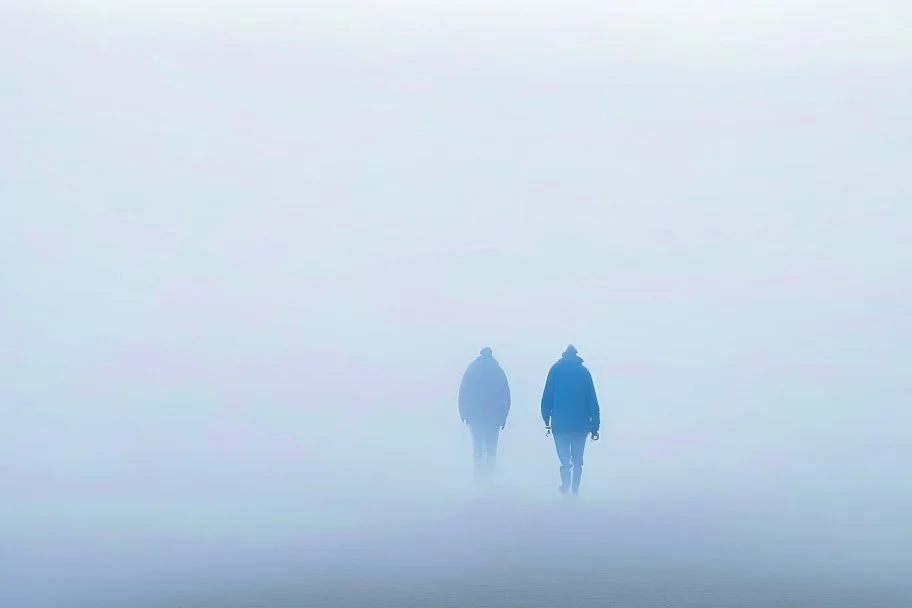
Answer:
[
  {"left": 562, "top": 344, "right": 578, "bottom": 357},
  {"left": 480, "top": 347, "right": 493, "bottom": 358}
]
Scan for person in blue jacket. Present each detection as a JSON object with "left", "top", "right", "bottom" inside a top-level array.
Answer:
[
  {"left": 459, "top": 347, "right": 511, "bottom": 483},
  {"left": 541, "top": 345, "right": 601, "bottom": 495}
]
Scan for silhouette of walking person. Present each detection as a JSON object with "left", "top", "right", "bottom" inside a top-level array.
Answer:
[
  {"left": 541, "top": 345, "right": 600, "bottom": 495},
  {"left": 458, "top": 347, "right": 511, "bottom": 483}
]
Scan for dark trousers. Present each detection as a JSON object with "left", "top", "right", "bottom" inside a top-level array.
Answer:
[
  {"left": 553, "top": 430, "right": 588, "bottom": 493},
  {"left": 469, "top": 424, "right": 500, "bottom": 482}
]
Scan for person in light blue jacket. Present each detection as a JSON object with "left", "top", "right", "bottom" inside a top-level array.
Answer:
[
  {"left": 459, "top": 347, "right": 511, "bottom": 483},
  {"left": 541, "top": 345, "right": 601, "bottom": 495}
]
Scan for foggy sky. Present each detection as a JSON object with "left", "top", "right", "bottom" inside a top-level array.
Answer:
[{"left": 2, "top": 2, "right": 910, "bottom": 606}]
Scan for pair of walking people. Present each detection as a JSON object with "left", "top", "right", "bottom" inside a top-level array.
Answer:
[{"left": 458, "top": 344, "right": 601, "bottom": 495}]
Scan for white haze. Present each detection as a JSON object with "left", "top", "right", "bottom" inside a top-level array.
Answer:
[{"left": 2, "top": 2, "right": 911, "bottom": 606}]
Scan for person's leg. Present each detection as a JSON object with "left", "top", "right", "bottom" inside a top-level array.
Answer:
[
  {"left": 552, "top": 432, "right": 572, "bottom": 493},
  {"left": 469, "top": 424, "right": 485, "bottom": 483},
  {"left": 569, "top": 431, "right": 588, "bottom": 494},
  {"left": 484, "top": 426, "right": 500, "bottom": 479}
]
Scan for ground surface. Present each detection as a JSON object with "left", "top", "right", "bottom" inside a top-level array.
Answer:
[{"left": 7, "top": 488, "right": 910, "bottom": 607}]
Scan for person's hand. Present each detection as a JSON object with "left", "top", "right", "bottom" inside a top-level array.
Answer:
[
  {"left": 590, "top": 431, "right": 600, "bottom": 441},
  {"left": 545, "top": 425, "right": 551, "bottom": 437}
]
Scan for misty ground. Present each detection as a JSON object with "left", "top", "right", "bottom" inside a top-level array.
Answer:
[
  {"left": 5, "top": 408, "right": 912, "bottom": 608},
  {"left": 6, "top": 478, "right": 911, "bottom": 608}
]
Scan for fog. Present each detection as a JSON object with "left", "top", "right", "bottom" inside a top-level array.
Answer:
[{"left": 2, "top": 2, "right": 911, "bottom": 606}]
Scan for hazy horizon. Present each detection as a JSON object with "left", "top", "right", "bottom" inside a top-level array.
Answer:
[{"left": 2, "top": 2, "right": 910, "bottom": 606}]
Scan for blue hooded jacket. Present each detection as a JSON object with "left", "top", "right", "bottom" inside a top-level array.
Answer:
[
  {"left": 541, "top": 345, "right": 600, "bottom": 433},
  {"left": 459, "top": 347, "right": 511, "bottom": 428}
]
